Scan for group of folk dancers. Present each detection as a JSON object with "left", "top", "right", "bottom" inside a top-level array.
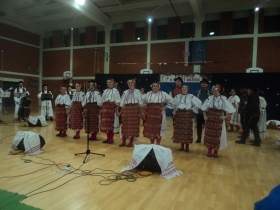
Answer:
[{"left": 50, "top": 77, "right": 255, "bottom": 158}]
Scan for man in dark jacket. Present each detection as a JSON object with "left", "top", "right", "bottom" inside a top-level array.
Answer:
[
  {"left": 235, "top": 86, "right": 261, "bottom": 146},
  {"left": 195, "top": 78, "right": 211, "bottom": 143}
]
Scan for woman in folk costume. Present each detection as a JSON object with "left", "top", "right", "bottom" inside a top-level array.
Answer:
[
  {"left": 119, "top": 79, "right": 143, "bottom": 147},
  {"left": 55, "top": 86, "right": 72, "bottom": 137},
  {"left": 69, "top": 83, "right": 85, "bottom": 139},
  {"left": 250, "top": 91, "right": 267, "bottom": 141},
  {"left": 173, "top": 85, "right": 202, "bottom": 152},
  {"left": 38, "top": 84, "right": 53, "bottom": 121},
  {"left": 82, "top": 85, "right": 102, "bottom": 140},
  {"left": 227, "top": 88, "right": 241, "bottom": 132},
  {"left": 201, "top": 84, "right": 235, "bottom": 158},
  {"left": 100, "top": 78, "right": 121, "bottom": 144},
  {"left": 142, "top": 82, "right": 173, "bottom": 145}
]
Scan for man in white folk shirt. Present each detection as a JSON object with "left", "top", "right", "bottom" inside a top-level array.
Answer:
[
  {"left": 14, "top": 81, "right": 30, "bottom": 121},
  {"left": 38, "top": 84, "right": 53, "bottom": 121}
]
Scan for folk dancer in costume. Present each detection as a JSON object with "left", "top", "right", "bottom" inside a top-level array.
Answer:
[
  {"left": 227, "top": 88, "right": 241, "bottom": 132},
  {"left": 173, "top": 85, "right": 202, "bottom": 152},
  {"left": 238, "top": 84, "right": 249, "bottom": 137},
  {"left": 114, "top": 80, "right": 123, "bottom": 96},
  {"left": 142, "top": 82, "right": 173, "bottom": 145},
  {"left": 100, "top": 78, "right": 121, "bottom": 144},
  {"left": 55, "top": 86, "right": 71, "bottom": 137},
  {"left": 87, "top": 80, "right": 102, "bottom": 95},
  {"left": 201, "top": 84, "right": 235, "bottom": 158},
  {"left": 83, "top": 85, "right": 102, "bottom": 140},
  {"left": 249, "top": 90, "right": 267, "bottom": 142},
  {"left": 38, "top": 84, "right": 53, "bottom": 121},
  {"left": 140, "top": 87, "right": 146, "bottom": 100},
  {"left": 119, "top": 79, "right": 143, "bottom": 147},
  {"left": 236, "top": 86, "right": 261, "bottom": 146},
  {"left": 67, "top": 85, "right": 74, "bottom": 100},
  {"left": 195, "top": 78, "right": 211, "bottom": 143},
  {"left": 69, "top": 83, "right": 85, "bottom": 139},
  {"left": 14, "top": 81, "right": 30, "bottom": 121}
]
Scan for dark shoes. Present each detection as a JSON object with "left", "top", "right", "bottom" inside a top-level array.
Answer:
[
  {"left": 73, "top": 136, "right": 80, "bottom": 139},
  {"left": 103, "top": 140, "right": 114, "bottom": 144},
  {"left": 235, "top": 140, "right": 246, "bottom": 144},
  {"left": 89, "top": 137, "right": 97, "bottom": 141},
  {"left": 126, "top": 143, "right": 133, "bottom": 147}
]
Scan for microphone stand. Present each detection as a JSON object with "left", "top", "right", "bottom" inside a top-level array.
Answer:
[{"left": 75, "top": 93, "right": 105, "bottom": 163}]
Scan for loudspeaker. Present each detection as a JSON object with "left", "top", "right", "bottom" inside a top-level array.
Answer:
[{"left": 136, "top": 149, "right": 161, "bottom": 173}]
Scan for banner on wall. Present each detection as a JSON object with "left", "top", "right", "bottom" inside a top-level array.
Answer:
[
  {"left": 181, "top": 41, "right": 207, "bottom": 66},
  {"left": 160, "top": 74, "right": 208, "bottom": 83}
]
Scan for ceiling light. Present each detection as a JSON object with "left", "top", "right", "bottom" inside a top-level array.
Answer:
[
  {"left": 148, "top": 18, "right": 152, "bottom": 23},
  {"left": 75, "top": 0, "right": 85, "bottom": 5},
  {"left": 137, "top": 37, "right": 140, "bottom": 40},
  {"left": 255, "top": 7, "right": 259, "bottom": 12},
  {"left": 209, "top": 32, "right": 215, "bottom": 35}
]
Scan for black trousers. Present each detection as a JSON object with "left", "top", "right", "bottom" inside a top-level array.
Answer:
[
  {"left": 241, "top": 115, "right": 261, "bottom": 143},
  {"left": 240, "top": 111, "right": 246, "bottom": 129},
  {"left": 196, "top": 114, "right": 205, "bottom": 140}
]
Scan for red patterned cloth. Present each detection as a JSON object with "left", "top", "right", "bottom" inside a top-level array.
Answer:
[
  {"left": 100, "top": 102, "right": 116, "bottom": 133},
  {"left": 84, "top": 102, "right": 99, "bottom": 133},
  {"left": 70, "top": 101, "right": 83, "bottom": 130},
  {"left": 143, "top": 103, "right": 162, "bottom": 139},
  {"left": 173, "top": 109, "right": 193, "bottom": 144},
  {"left": 121, "top": 104, "right": 140, "bottom": 138},
  {"left": 204, "top": 108, "right": 223, "bottom": 149},
  {"left": 55, "top": 104, "right": 67, "bottom": 131}
]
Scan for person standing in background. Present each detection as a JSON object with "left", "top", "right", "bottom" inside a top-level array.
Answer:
[
  {"left": 227, "top": 88, "right": 240, "bottom": 132},
  {"left": 38, "top": 84, "right": 53, "bottom": 121},
  {"left": 14, "top": 81, "right": 30, "bottom": 121},
  {"left": 194, "top": 78, "right": 211, "bottom": 143},
  {"left": 238, "top": 84, "right": 249, "bottom": 137},
  {"left": 236, "top": 86, "right": 261, "bottom": 146}
]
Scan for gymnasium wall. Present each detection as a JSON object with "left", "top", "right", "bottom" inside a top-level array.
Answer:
[
  {"left": 0, "top": 22, "right": 40, "bottom": 107},
  {"left": 1, "top": 9, "right": 280, "bottom": 109}
]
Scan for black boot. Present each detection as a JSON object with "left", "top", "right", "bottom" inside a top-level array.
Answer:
[{"left": 235, "top": 140, "right": 246, "bottom": 144}]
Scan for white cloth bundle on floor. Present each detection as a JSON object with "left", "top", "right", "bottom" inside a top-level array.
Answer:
[
  {"left": 28, "top": 116, "right": 48, "bottom": 126},
  {"left": 11, "top": 131, "right": 42, "bottom": 155},
  {"left": 266, "top": 120, "right": 280, "bottom": 130},
  {"left": 121, "top": 144, "right": 182, "bottom": 179}
]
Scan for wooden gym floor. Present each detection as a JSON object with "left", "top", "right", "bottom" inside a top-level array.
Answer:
[{"left": 0, "top": 107, "right": 280, "bottom": 210}]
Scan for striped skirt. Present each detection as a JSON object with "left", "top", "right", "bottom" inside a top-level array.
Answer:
[
  {"left": 55, "top": 105, "right": 67, "bottom": 131},
  {"left": 204, "top": 108, "right": 223, "bottom": 149},
  {"left": 84, "top": 103, "right": 99, "bottom": 133},
  {"left": 70, "top": 101, "right": 83, "bottom": 130},
  {"left": 143, "top": 103, "right": 162, "bottom": 139},
  {"left": 121, "top": 104, "right": 140, "bottom": 138},
  {"left": 100, "top": 102, "right": 116, "bottom": 133},
  {"left": 173, "top": 109, "right": 193, "bottom": 144}
]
